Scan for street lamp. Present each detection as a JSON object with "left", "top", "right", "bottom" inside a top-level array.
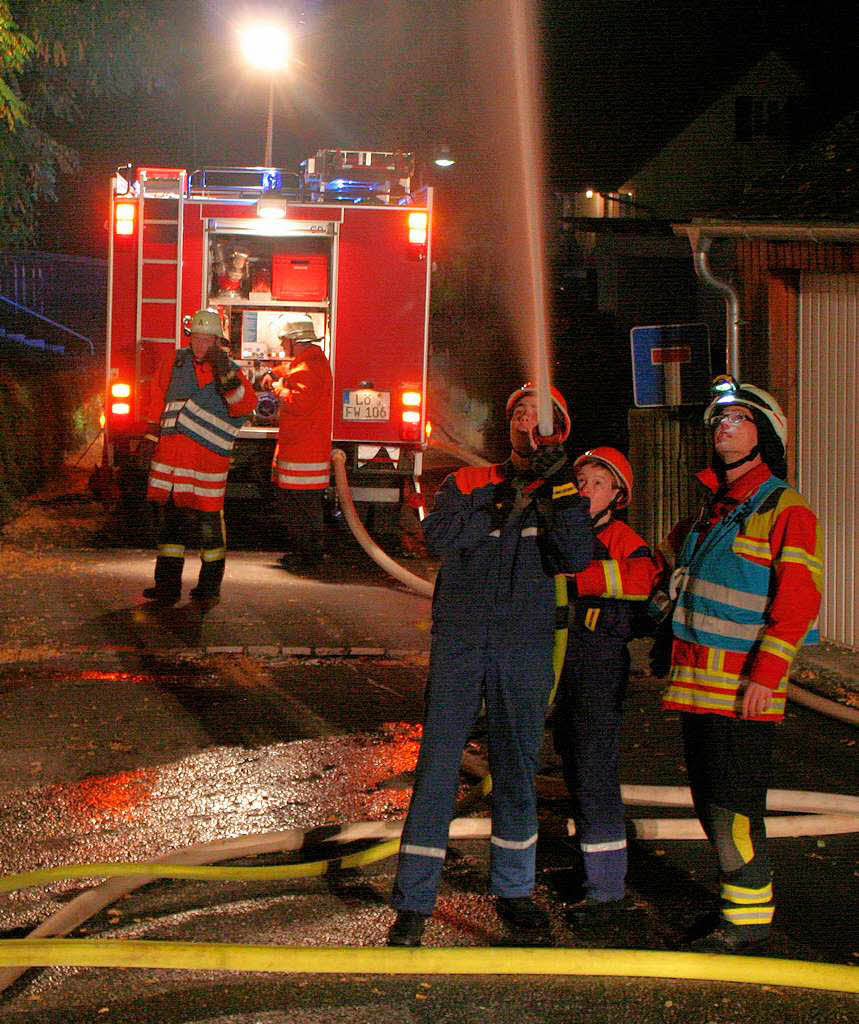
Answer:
[
  {"left": 240, "top": 23, "right": 290, "bottom": 166},
  {"left": 433, "top": 144, "right": 455, "bottom": 168}
]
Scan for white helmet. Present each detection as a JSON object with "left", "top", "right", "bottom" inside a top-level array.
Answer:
[
  {"left": 276, "top": 313, "right": 319, "bottom": 344},
  {"left": 187, "top": 308, "right": 227, "bottom": 340},
  {"left": 704, "top": 376, "right": 787, "bottom": 451}
]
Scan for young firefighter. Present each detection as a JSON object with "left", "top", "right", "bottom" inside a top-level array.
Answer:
[
  {"left": 140, "top": 309, "right": 256, "bottom": 610},
  {"left": 554, "top": 447, "right": 660, "bottom": 914},
  {"left": 387, "top": 384, "right": 593, "bottom": 946},
  {"left": 656, "top": 378, "right": 822, "bottom": 952}
]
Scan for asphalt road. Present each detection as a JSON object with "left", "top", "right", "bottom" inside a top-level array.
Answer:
[{"left": 0, "top": 466, "right": 855, "bottom": 1022}]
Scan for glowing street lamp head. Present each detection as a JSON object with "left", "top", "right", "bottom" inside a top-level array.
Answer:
[{"left": 240, "top": 23, "right": 289, "bottom": 71}]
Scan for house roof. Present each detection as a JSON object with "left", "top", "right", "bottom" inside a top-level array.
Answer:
[{"left": 717, "top": 108, "right": 859, "bottom": 221}]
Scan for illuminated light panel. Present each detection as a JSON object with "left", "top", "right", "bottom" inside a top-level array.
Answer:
[
  {"left": 408, "top": 212, "right": 427, "bottom": 245},
  {"left": 257, "top": 196, "right": 287, "bottom": 219},
  {"left": 402, "top": 390, "right": 421, "bottom": 407},
  {"left": 402, "top": 410, "right": 420, "bottom": 424},
  {"left": 111, "top": 402, "right": 131, "bottom": 416},
  {"left": 111, "top": 382, "right": 131, "bottom": 398},
  {"left": 115, "top": 201, "right": 136, "bottom": 235}
]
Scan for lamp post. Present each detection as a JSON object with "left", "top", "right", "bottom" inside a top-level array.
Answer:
[{"left": 240, "top": 23, "right": 290, "bottom": 166}]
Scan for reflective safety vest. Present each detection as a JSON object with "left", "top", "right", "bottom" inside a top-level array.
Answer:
[
  {"left": 159, "top": 349, "right": 246, "bottom": 457},
  {"left": 671, "top": 476, "right": 819, "bottom": 652}
]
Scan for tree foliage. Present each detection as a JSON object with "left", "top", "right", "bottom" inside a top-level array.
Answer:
[{"left": 0, "top": 1, "right": 178, "bottom": 249}]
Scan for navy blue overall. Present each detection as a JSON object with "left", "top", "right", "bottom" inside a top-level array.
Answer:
[
  {"left": 555, "top": 520, "right": 652, "bottom": 903},
  {"left": 392, "top": 461, "right": 593, "bottom": 915}
]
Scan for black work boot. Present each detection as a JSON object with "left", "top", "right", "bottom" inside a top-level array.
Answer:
[
  {"left": 687, "top": 921, "right": 770, "bottom": 954},
  {"left": 142, "top": 586, "right": 180, "bottom": 606},
  {"left": 144, "top": 554, "right": 183, "bottom": 604},
  {"left": 387, "top": 910, "right": 428, "bottom": 947},
  {"left": 496, "top": 896, "right": 549, "bottom": 931}
]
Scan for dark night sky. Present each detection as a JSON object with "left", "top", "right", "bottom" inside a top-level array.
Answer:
[{"left": 41, "top": 0, "right": 858, "bottom": 255}]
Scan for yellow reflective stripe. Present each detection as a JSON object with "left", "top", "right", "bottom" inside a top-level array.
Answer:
[
  {"left": 733, "top": 536, "right": 771, "bottom": 559},
  {"left": 780, "top": 545, "right": 824, "bottom": 576},
  {"left": 731, "top": 813, "right": 754, "bottom": 864},
  {"left": 663, "top": 685, "right": 739, "bottom": 712},
  {"left": 158, "top": 544, "right": 185, "bottom": 558},
  {"left": 200, "top": 548, "right": 226, "bottom": 563},
  {"left": 722, "top": 881, "right": 774, "bottom": 904},
  {"left": 603, "top": 560, "right": 623, "bottom": 598},
  {"left": 722, "top": 904, "right": 775, "bottom": 925},
  {"left": 759, "top": 634, "right": 797, "bottom": 660},
  {"left": 585, "top": 608, "right": 601, "bottom": 631},
  {"left": 552, "top": 481, "right": 577, "bottom": 499}
]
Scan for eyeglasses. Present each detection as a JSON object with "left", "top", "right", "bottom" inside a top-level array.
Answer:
[{"left": 710, "top": 410, "right": 754, "bottom": 428}]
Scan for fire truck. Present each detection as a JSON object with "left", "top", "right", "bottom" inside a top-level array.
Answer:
[{"left": 104, "top": 149, "right": 431, "bottom": 517}]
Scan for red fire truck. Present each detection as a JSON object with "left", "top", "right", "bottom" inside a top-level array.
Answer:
[{"left": 104, "top": 149, "right": 431, "bottom": 514}]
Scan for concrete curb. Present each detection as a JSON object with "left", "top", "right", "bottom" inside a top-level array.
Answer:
[{"left": 0, "top": 646, "right": 430, "bottom": 667}]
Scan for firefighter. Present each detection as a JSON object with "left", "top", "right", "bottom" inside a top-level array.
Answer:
[
  {"left": 140, "top": 308, "right": 256, "bottom": 610},
  {"left": 654, "top": 377, "right": 822, "bottom": 952},
  {"left": 261, "top": 314, "right": 333, "bottom": 572},
  {"left": 387, "top": 384, "right": 594, "bottom": 947},
  {"left": 554, "top": 448, "right": 659, "bottom": 918}
]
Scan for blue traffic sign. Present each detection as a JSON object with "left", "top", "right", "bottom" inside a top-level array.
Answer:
[{"left": 630, "top": 322, "right": 712, "bottom": 407}]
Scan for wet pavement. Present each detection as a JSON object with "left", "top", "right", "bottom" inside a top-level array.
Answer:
[{"left": 0, "top": 465, "right": 855, "bottom": 1021}]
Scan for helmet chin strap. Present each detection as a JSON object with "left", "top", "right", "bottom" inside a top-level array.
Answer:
[
  {"left": 589, "top": 493, "right": 621, "bottom": 529},
  {"left": 720, "top": 444, "right": 760, "bottom": 471}
]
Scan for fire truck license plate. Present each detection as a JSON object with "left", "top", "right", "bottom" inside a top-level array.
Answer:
[{"left": 342, "top": 389, "right": 390, "bottom": 421}]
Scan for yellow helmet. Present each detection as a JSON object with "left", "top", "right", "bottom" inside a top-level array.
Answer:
[{"left": 188, "top": 308, "right": 227, "bottom": 340}]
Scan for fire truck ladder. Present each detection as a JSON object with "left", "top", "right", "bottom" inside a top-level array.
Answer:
[{"left": 135, "top": 169, "right": 187, "bottom": 420}]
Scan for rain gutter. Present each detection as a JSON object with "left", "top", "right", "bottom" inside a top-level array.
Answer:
[{"left": 674, "top": 220, "right": 859, "bottom": 379}]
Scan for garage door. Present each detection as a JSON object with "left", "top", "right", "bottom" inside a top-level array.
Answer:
[{"left": 799, "top": 273, "right": 858, "bottom": 647}]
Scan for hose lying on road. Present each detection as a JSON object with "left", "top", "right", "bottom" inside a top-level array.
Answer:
[
  {"left": 787, "top": 681, "right": 859, "bottom": 727},
  {"left": 0, "top": 939, "right": 855, "bottom": 994},
  {"left": 331, "top": 448, "right": 434, "bottom": 598},
  {"left": 0, "top": 788, "right": 856, "bottom": 995}
]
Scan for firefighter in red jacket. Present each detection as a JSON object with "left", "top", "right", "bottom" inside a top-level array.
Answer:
[
  {"left": 140, "top": 308, "right": 256, "bottom": 610},
  {"left": 261, "top": 314, "right": 333, "bottom": 571},
  {"left": 655, "top": 378, "right": 822, "bottom": 952},
  {"left": 555, "top": 448, "right": 660, "bottom": 917}
]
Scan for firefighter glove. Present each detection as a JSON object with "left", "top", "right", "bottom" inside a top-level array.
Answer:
[
  {"left": 206, "top": 343, "right": 234, "bottom": 379},
  {"left": 529, "top": 444, "right": 568, "bottom": 480},
  {"left": 490, "top": 478, "right": 532, "bottom": 528}
]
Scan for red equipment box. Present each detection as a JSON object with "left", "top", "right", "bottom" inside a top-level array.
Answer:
[{"left": 272, "top": 252, "right": 328, "bottom": 301}]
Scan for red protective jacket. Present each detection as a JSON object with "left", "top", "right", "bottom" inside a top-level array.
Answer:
[
  {"left": 144, "top": 350, "right": 256, "bottom": 511},
  {"left": 269, "top": 343, "right": 333, "bottom": 490}
]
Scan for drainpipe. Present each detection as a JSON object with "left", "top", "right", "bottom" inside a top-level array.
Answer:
[{"left": 689, "top": 232, "right": 740, "bottom": 378}]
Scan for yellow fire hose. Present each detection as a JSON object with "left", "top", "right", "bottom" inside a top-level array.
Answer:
[{"left": 0, "top": 940, "right": 855, "bottom": 993}]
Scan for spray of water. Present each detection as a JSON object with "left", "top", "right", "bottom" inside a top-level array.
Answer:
[{"left": 504, "top": 0, "right": 554, "bottom": 438}]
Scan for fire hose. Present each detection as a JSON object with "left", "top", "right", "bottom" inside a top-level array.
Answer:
[{"left": 0, "top": 782, "right": 856, "bottom": 995}]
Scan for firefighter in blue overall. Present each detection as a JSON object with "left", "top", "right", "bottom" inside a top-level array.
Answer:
[
  {"left": 387, "top": 384, "right": 593, "bottom": 946},
  {"left": 554, "top": 448, "right": 659, "bottom": 917}
]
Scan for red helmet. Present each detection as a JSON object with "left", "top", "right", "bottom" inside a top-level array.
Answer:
[
  {"left": 505, "top": 383, "right": 571, "bottom": 442},
  {"left": 573, "top": 447, "right": 633, "bottom": 509}
]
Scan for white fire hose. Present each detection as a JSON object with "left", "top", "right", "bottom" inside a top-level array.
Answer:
[{"left": 331, "top": 448, "right": 434, "bottom": 598}]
